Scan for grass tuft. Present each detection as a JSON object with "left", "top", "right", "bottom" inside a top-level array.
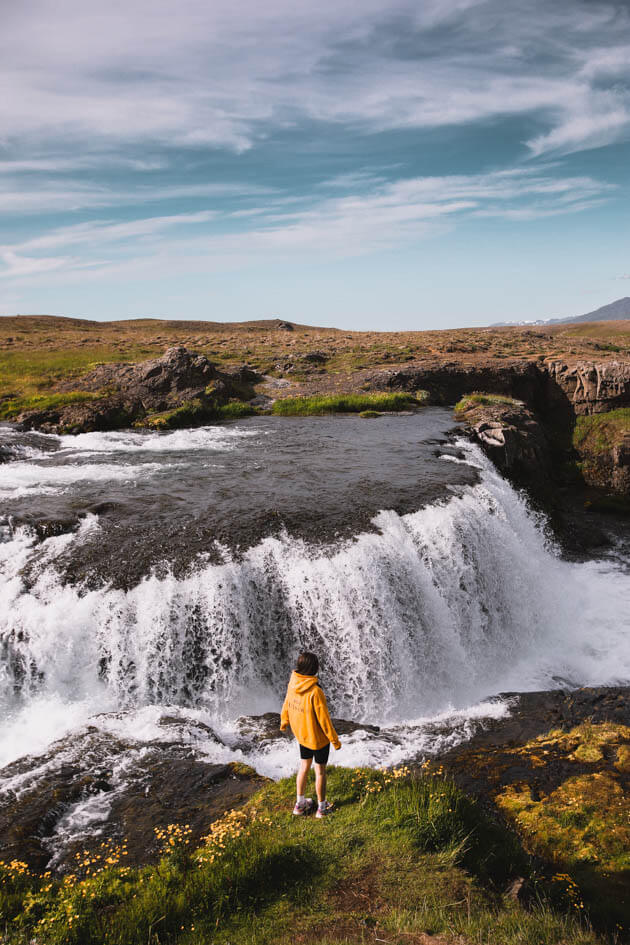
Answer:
[
  {"left": 0, "top": 390, "right": 101, "bottom": 420},
  {"left": 271, "top": 392, "right": 426, "bottom": 416},
  {"left": 454, "top": 392, "right": 518, "bottom": 415},
  {"left": 139, "top": 399, "right": 256, "bottom": 430}
]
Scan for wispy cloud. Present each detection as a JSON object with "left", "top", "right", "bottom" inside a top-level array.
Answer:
[
  {"left": 0, "top": 180, "right": 276, "bottom": 215},
  {"left": 2, "top": 0, "right": 630, "bottom": 160},
  {"left": 0, "top": 167, "right": 612, "bottom": 284}
]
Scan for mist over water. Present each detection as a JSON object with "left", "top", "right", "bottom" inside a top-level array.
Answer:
[{"left": 0, "top": 411, "right": 629, "bottom": 777}]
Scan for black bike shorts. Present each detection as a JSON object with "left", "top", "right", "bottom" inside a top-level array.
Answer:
[{"left": 299, "top": 742, "right": 330, "bottom": 764}]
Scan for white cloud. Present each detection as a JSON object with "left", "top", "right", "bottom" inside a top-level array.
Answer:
[
  {"left": 0, "top": 166, "right": 612, "bottom": 285},
  {"left": 0, "top": 251, "right": 74, "bottom": 277},
  {"left": 0, "top": 181, "right": 276, "bottom": 215},
  {"left": 527, "top": 102, "right": 630, "bottom": 157},
  {"left": 1, "top": 0, "right": 630, "bottom": 159}
]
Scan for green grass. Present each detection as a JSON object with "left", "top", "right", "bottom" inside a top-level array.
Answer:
[
  {"left": 454, "top": 392, "right": 518, "bottom": 414},
  {"left": 271, "top": 392, "right": 426, "bottom": 416},
  {"left": 0, "top": 767, "right": 606, "bottom": 945},
  {"left": 0, "top": 347, "right": 156, "bottom": 401},
  {"left": 139, "top": 399, "right": 256, "bottom": 430},
  {"left": 0, "top": 390, "right": 101, "bottom": 420},
  {"left": 572, "top": 408, "right": 630, "bottom": 455}
]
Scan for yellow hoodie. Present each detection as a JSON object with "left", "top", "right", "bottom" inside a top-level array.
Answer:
[{"left": 280, "top": 672, "right": 341, "bottom": 751}]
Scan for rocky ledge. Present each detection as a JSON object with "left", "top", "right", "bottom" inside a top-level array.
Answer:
[
  {"left": 370, "top": 356, "right": 629, "bottom": 498},
  {"left": 0, "top": 713, "right": 380, "bottom": 875},
  {"left": 427, "top": 686, "right": 630, "bottom": 932},
  {"left": 453, "top": 396, "right": 552, "bottom": 489},
  {"left": 15, "top": 347, "right": 261, "bottom": 434}
]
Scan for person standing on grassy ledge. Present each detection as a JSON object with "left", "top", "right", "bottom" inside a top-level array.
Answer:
[{"left": 280, "top": 651, "right": 341, "bottom": 818}]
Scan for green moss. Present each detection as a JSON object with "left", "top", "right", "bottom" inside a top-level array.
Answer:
[
  {"left": 140, "top": 399, "right": 256, "bottom": 430},
  {"left": 572, "top": 408, "right": 630, "bottom": 455},
  {"left": 359, "top": 409, "right": 382, "bottom": 418},
  {"left": 0, "top": 767, "right": 605, "bottom": 945},
  {"left": 494, "top": 722, "right": 630, "bottom": 933},
  {"left": 271, "top": 392, "right": 426, "bottom": 416},
  {"left": 454, "top": 392, "right": 518, "bottom": 415},
  {"left": 0, "top": 390, "right": 101, "bottom": 420}
]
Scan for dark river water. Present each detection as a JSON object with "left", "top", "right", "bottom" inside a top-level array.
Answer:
[{"left": 0, "top": 409, "right": 477, "bottom": 585}]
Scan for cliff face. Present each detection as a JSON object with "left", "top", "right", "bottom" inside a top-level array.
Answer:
[
  {"left": 545, "top": 359, "right": 630, "bottom": 415},
  {"left": 385, "top": 357, "right": 630, "bottom": 496}
]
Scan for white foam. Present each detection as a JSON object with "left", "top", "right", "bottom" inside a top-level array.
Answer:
[
  {"left": 55, "top": 425, "right": 263, "bottom": 456},
  {"left": 0, "top": 460, "right": 172, "bottom": 498}
]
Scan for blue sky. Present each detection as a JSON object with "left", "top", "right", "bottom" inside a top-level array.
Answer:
[{"left": 1, "top": 0, "right": 630, "bottom": 329}]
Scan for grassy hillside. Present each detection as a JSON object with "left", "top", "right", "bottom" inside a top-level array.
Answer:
[
  {"left": 1, "top": 315, "right": 630, "bottom": 420},
  {"left": 0, "top": 763, "right": 617, "bottom": 945}
]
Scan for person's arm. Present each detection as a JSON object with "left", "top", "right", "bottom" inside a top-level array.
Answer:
[
  {"left": 313, "top": 688, "right": 341, "bottom": 749},
  {"left": 280, "top": 692, "right": 290, "bottom": 731}
]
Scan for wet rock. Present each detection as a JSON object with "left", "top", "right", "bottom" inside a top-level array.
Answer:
[
  {"left": 0, "top": 719, "right": 266, "bottom": 873},
  {"left": 234, "top": 712, "right": 380, "bottom": 747},
  {"left": 458, "top": 400, "right": 551, "bottom": 488}
]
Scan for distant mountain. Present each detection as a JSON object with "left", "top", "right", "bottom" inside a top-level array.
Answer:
[
  {"left": 493, "top": 297, "right": 630, "bottom": 327},
  {"left": 553, "top": 296, "right": 630, "bottom": 324}
]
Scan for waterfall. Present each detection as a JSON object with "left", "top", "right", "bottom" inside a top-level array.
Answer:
[{"left": 2, "top": 441, "right": 629, "bottom": 771}]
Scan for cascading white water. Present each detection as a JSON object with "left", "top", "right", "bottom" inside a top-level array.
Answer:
[{"left": 1, "top": 440, "right": 629, "bottom": 772}]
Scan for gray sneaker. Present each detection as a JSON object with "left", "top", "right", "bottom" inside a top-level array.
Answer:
[
  {"left": 315, "top": 801, "right": 334, "bottom": 819},
  {"left": 292, "top": 798, "right": 314, "bottom": 816}
]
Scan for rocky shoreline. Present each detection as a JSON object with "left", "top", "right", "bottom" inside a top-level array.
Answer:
[
  {"left": 8, "top": 345, "right": 629, "bottom": 503},
  {"left": 1, "top": 686, "right": 627, "bottom": 878}
]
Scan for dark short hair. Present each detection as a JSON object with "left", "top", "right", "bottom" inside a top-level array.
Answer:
[{"left": 296, "top": 651, "right": 319, "bottom": 675}]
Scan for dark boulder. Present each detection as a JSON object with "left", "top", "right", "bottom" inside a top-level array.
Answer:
[
  {"left": 456, "top": 399, "right": 552, "bottom": 487},
  {"left": 0, "top": 717, "right": 266, "bottom": 874},
  {"left": 15, "top": 347, "right": 261, "bottom": 435}
]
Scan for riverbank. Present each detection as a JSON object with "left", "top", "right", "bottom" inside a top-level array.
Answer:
[
  {"left": 2, "top": 697, "right": 628, "bottom": 943},
  {"left": 2, "top": 316, "right": 629, "bottom": 508},
  {"left": 1, "top": 688, "right": 628, "bottom": 943}
]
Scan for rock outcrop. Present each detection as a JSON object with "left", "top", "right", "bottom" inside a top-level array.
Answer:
[
  {"left": 0, "top": 717, "right": 266, "bottom": 874},
  {"left": 546, "top": 359, "right": 630, "bottom": 415},
  {"left": 382, "top": 358, "right": 547, "bottom": 408},
  {"left": 375, "top": 356, "right": 630, "bottom": 496},
  {"left": 16, "top": 347, "right": 261, "bottom": 434},
  {"left": 454, "top": 398, "right": 552, "bottom": 488}
]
